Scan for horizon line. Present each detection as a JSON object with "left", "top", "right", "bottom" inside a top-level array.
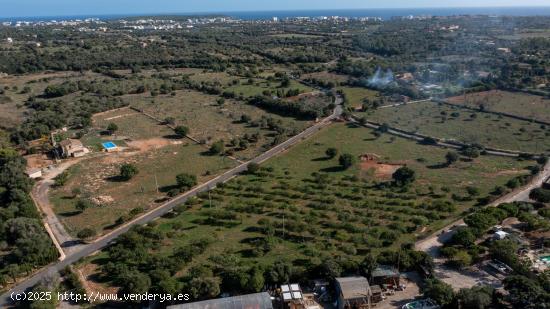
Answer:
[{"left": 2, "top": 5, "right": 550, "bottom": 19}]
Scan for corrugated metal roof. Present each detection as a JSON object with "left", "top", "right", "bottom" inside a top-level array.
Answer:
[
  {"left": 335, "top": 276, "right": 371, "bottom": 300},
  {"left": 167, "top": 292, "right": 273, "bottom": 309},
  {"left": 372, "top": 265, "right": 399, "bottom": 278}
]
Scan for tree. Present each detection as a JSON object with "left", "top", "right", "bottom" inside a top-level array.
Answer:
[
  {"left": 247, "top": 162, "right": 260, "bottom": 174},
  {"left": 325, "top": 147, "right": 338, "bottom": 159},
  {"left": 188, "top": 277, "right": 220, "bottom": 300},
  {"left": 266, "top": 261, "right": 293, "bottom": 285},
  {"left": 176, "top": 173, "right": 197, "bottom": 190},
  {"left": 392, "top": 166, "right": 416, "bottom": 186},
  {"left": 118, "top": 270, "right": 151, "bottom": 296},
  {"left": 504, "top": 275, "right": 549, "bottom": 308},
  {"left": 450, "top": 227, "right": 476, "bottom": 248},
  {"left": 174, "top": 125, "right": 189, "bottom": 137},
  {"left": 107, "top": 123, "right": 118, "bottom": 134},
  {"left": 360, "top": 253, "right": 378, "bottom": 279},
  {"left": 338, "top": 153, "right": 356, "bottom": 169},
  {"left": 119, "top": 163, "right": 138, "bottom": 181},
  {"left": 456, "top": 286, "right": 494, "bottom": 309},
  {"left": 530, "top": 188, "right": 550, "bottom": 203},
  {"left": 445, "top": 151, "right": 459, "bottom": 166},
  {"left": 422, "top": 278, "right": 455, "bottom": 306},
  {"left": 490, "top": 240, "right": 518, "bottom": 268},
  {"left": 209, "top": 141, "right": 224, "bottom": 155},
  {"left": 77, "top": 228, "right": 96, "bottom": 240},
  {"left": 240, "top": 114, "right": 251, "bottom": 123},
  {"left": 164, "top": 117, "right": 176, "bottom": 125},
  {"left": 462, "top": 147, "right": 480, "bottom": 158},
  {"left": 75, "top": 199, "right": 92, "bottom": 212}
]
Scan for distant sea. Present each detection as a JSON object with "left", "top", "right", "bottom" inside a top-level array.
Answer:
[{"left": 1, "top": 7, "right": 550, "bottom": 22}]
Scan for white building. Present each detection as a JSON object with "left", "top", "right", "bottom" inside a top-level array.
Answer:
[
  {"left": 25, "top": 168, "right": 42, "bottom": 179},
  {"left": 6, "top": 37, "right": 13, "bottom": 44}
]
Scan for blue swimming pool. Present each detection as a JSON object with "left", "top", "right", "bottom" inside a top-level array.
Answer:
[{"left": 101, "top": 141, "right": 117, "bottom": 149}]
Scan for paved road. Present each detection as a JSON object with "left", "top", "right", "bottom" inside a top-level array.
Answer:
[
  {"left": 415, "top": 161, "right": 550, "bottom": 290},
  {"left": 0, "top": 96, "right": 343, "bottom": 306}
]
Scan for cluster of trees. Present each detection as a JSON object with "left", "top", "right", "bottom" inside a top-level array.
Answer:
[
  {"left": 441, "top": 200, "right": 550, "bottom": 287},
  {"left": 423, "top": 272, "right": 550, "bottom": 308},
  {"left": 247, "top": 95, "right": 333, "bottom": 120},
  {"left": 12, "top": 95, "right": 127, "bottom": 143},
  {"left": 0, "top": 147, "right": 57, "bottom": 286}
]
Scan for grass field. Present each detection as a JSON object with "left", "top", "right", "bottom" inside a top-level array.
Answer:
[
  {"left": 302, "top": 71, "right": 350, "bottom": 84},
  {"left": 50, "top": 142, "right": 237, "bottom": 235},
  {"left": 0, "top": 71, "right": 101, "bottom": 127},
  {"left": 446, "top": 90, "right": 550, "bottom": 123},
  {"left": 226, "top": 78, "right": 313, "bottom": 98},
  {"left": 365, "top": 101, "right": 550, "bottom": 154},
  {"left": 128, "top": 89, "right": 311, "bottom": 160},
  {"left": 337, "top": 86, "right": 381, "bottom": 109},
  {"left": 84, "top": 123, "right": 533, "bottom": 276}
]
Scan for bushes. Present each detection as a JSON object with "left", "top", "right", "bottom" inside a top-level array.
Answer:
[
  {"left": 176, "top": 173, "right": 197, "bottom": 191},
  {"left": 338, "top": 153, "right": 356, "bottom": 169},
  {"left": 119, "top": 163, "right": 139, "bottom": 181},
  {"left": 392, "top": 166, "right": 416, "bottom": 186},
  {"left": 530, "top": 188, "right": 550, "bottom": 203},
  {"left": 174, "top": 125, "right": 190, "bottom": 137},
  {"left": 422, "top": 278, "right": 455, "bottom": 306}
]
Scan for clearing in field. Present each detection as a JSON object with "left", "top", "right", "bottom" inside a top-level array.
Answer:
[
  {"left": 446, "top": 90, "right": 550, "bottom": 123},
  {"left": 81, "top": 106, "right": 174, "bottom": 150},
  {"left": 365, "top": 101, "right": 550, "bottom": 154},
  {"left": 82, "top": 122, "right": 534, "bottom": 291}
]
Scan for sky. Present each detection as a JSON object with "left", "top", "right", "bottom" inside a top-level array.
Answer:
[{"left": 1, "top": 0, "right": 550, "bottom": 18}]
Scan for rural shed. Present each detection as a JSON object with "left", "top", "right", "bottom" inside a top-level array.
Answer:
[
  {"left": 335, "top": 276, "right": 372, "bottom": 309},
  {"left": 371, "top": 265, "right": 400, "bottom": 286},
  {"left": 167, "top": 292, "right": 274, "bottom": 309},
  {"left": 25, "top": 168, "right": 42, "bottom": 179}
]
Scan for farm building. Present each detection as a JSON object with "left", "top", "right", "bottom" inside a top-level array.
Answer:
[
  {"left": 335, "top": 276, "right": 372, "bottom": 309},
  {"left": 59, "top": 139, "right": 88, "bottom": 158},
  {"left": 280, "top": 283, "right": 322, "bottom": 309},
  {"left": 25, "top": 168, "right": 42, "bottom": 179},
  {"left": 371, "top": 265, "right": 400, "bottom": 287},
  {"left": 167, "top": 292, "right": 274, "bottom": 309}
]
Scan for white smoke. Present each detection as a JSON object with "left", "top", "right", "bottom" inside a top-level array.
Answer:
[{"left": 368, "top": 67, "right": 394, "bottom": 87}]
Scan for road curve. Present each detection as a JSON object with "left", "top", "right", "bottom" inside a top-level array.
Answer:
[{"left": 0, "top": 96, "right": 343, "bottom": 306}]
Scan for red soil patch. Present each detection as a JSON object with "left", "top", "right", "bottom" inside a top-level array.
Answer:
[
  {"left": 126, "top": 137, "right": 176, "bottom": 152},
  {"left": 360, "top": 161, "right": 403, "bottom": 178}
]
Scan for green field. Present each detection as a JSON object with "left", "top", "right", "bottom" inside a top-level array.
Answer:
[
  {"left": 447, "top": 90, "right": 550, "bottom": 123},
  {"left": 337, "top": 86, "right": 381, "bottom": 109},
  {"left": 365, "top": 101, "right": 550, "bottom": 154},
  {"left": 226, "top": 78, "right": 313, "bottom": 98},
  {"left": 128, "top": 89, "right": 311, "bottom": 160},
  {"left": 50, "top": 143, "right": 237, "bottom": 236},
  {"left": 86, "top": 123, "right": 532, "bottom": 273}
]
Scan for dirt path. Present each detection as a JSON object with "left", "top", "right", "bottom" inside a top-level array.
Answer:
[
  {"left": 415, "top": 161, "right": 550, "bottom": 290},
  {"left": 31, "top": 158, "right": 96, "bottom": 256}
]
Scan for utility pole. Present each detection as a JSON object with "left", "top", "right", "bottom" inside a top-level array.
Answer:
[
  {"left": 282, "top": 205, "right": 286, "bottom": 240},
  {"left": 154, "top": 173, "right": 159, "bottom": 194}
]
